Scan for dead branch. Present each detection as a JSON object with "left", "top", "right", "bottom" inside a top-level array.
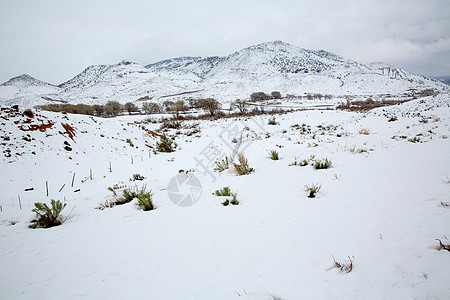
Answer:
[{"left": 436, "top": 239, "right": 450, "bottom": 252}]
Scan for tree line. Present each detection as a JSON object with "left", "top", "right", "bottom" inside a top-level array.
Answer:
[{"left": 36, "top": 98, "right": 223, "bottom": 118}]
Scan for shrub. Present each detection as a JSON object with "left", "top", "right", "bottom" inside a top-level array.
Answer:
[
  {"left": 29, "top": 200, "right": 67, "bottom": 229},
  {"left": 408, "top": 137, "right": 421, "bottom": 143},
  {"left": 214, "top": 186, "right": 232, "bottom": 196},
  {"left": 213, "top": 186, "right": 239, "bottom": 206},
  {"left": 268, "top": 117, "right": 278, "bottom": 125},
  {"left": 131, "top": 173, "right": 145, "bottom": 181},
  {"left": 214, "top": 156, "right": 230, "bottom": 172},
  {"left": 103, "top": 185, "right": 152, "bottom": 207},
  {"left": 388, "top": 116, "right": 398, "bottom": 122},
  {"left": 314, "top": 158, "right": 332, "bottom": 170},
  {"left": 230, "top": 193, "right": 239, "bottom": 205},
  {"left": 121, "top": 187, "right": 139, "bottom": 204},
  {"left": 23, "top": 109, "right": 34, "bottom": 118},
  {"left": 268, "top": 150, "right": 280, "bottom": 160},
  {"left": 305, "top": 183, "right": 321, "bottom": 198},
  {"left": 290, "top": 155, "right": 313, "bottom": 166},
  {"left": 156, "top": 134, "right": 177, "bottom": 152},
  {"left": 162, "top": 121, "right": 182, "bottom": 129},
  {"left": 126, "top": 138, "right": 135, "bottom": 147},
  {"left": 97, "top": 199, "right": 116, "bottom": 210},
  {"left": 358, "top": 128, "right": 370, "bottom": 135},
  {"left": 233, "top": 153, "right": 254, "bottom": 175},
  {"left": 137, "top": 192, "right": 155, "bottom": 211},
  {"left": 219, "top": 193, "right": 238, "bottom": 206}
]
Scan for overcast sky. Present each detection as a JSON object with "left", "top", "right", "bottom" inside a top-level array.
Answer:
[{"left": 0, "top": 0, "right": 449, "bottom": 84}]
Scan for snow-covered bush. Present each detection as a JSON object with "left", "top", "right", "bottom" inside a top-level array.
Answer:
[
  {"left": 29, "top": 200, "right": 67, "bottom": 229},
  {"left": 213, "top": 186, "right": 239, "bottom": 206}
]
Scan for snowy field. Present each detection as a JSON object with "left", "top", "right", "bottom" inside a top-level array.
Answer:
[{"left": 0, "top": 93, "right": 449, "bottom": 299}]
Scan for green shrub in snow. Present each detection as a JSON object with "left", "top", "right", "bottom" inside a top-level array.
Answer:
[
  {"left": 313, "top": 158, "right": 332, "bottom": 170},
  {"left": 214, "top": 186, "right": 233, "bottom": 196},
  {"left": 214, "top": 156, "right": 230, "bottom": 172},
  {"left": 29, "top": 200, "right": 67, "bottom": 229},
  {"left": 268, "top": 150, "right": 280, "bottom": 160},
  {"left": 156, "top": 134, "right": 177, "bottom": 153},
  {"left": 305, "top": 183, "right": 321, "bottom": 198}
]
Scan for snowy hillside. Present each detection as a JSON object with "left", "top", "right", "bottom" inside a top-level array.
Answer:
[
  {"left": 1, "top": 41, "right": 447, "bottom": 108},
  {"left": 0, "top": 91, "right": 449, "bottom": 299},
  {"left": 0, "top": 74, "right": 62, "bottom": 108}
]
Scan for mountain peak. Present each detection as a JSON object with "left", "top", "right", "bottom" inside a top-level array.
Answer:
[{"left": 1, "top": 74, "right": 54, "bottom": 87}]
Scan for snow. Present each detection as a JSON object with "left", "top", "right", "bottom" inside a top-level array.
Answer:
[
  {"left": 1, "top": 41, "right": 447, "bottom": 109},
  {"left": 0, "top": 91, "right": 449, "bottom": 299}
]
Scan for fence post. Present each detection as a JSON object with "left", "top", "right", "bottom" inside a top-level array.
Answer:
[
  {"left": 71, "top": 173, "right": 76, "bottom": 187},
  {"left": 18, "top": 195, "right": 22, "bottom": 210},
  {"left": 46, "top": 181, "right": 49, "bottom": 197}
]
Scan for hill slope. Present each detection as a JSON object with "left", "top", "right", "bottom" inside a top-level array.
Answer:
[{"left": 0, "top": 92, "right": 449, "bottom": 299}]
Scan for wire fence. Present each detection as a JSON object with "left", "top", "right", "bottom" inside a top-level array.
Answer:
[
  {"left": 0, "top": 194, "right": 84, "bottom": 212},
  {"left": 0, "top": 196, "right": 47, "bottom": 212}
]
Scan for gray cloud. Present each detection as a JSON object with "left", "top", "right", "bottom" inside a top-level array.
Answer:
[{"left": 0, "top": 0, "right": 449, "bottom": 84}]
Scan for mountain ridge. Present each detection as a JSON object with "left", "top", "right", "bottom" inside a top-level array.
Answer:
[{"left": 0, "top": 41, "right": 447, "bottom": 108}]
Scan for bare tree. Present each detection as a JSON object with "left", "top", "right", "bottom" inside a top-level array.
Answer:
[
  {"left": 142, "top": 102, "right": 161, "bottom": 114},
  {"left": 200, "top": 98, "right": 221, "bottom": 116}
]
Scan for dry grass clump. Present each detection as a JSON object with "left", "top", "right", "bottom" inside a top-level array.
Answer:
[
  {"left": 358, "top": 128, "right": 370, "bottom": 135},
  {"left": 233, "top": 153, "right": 254, "bottom": 175},
  {"left": 332, "top": 255, "right": 354, "bottom": 273}
]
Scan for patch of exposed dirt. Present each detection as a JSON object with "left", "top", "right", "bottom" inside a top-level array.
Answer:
[
  {"left": 60, "top": 123, "right": 77, "bottom": 141},
  {"left": 19, "top": 122, "right": 55, "bottom": 132}
]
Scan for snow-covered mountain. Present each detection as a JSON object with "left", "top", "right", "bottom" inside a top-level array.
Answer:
[
  {"left": 0, "top": 74, "right": 63, "bottom": 108},
  {"left": 0, "top": 41, "right": 447, "bottom": 108}
]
